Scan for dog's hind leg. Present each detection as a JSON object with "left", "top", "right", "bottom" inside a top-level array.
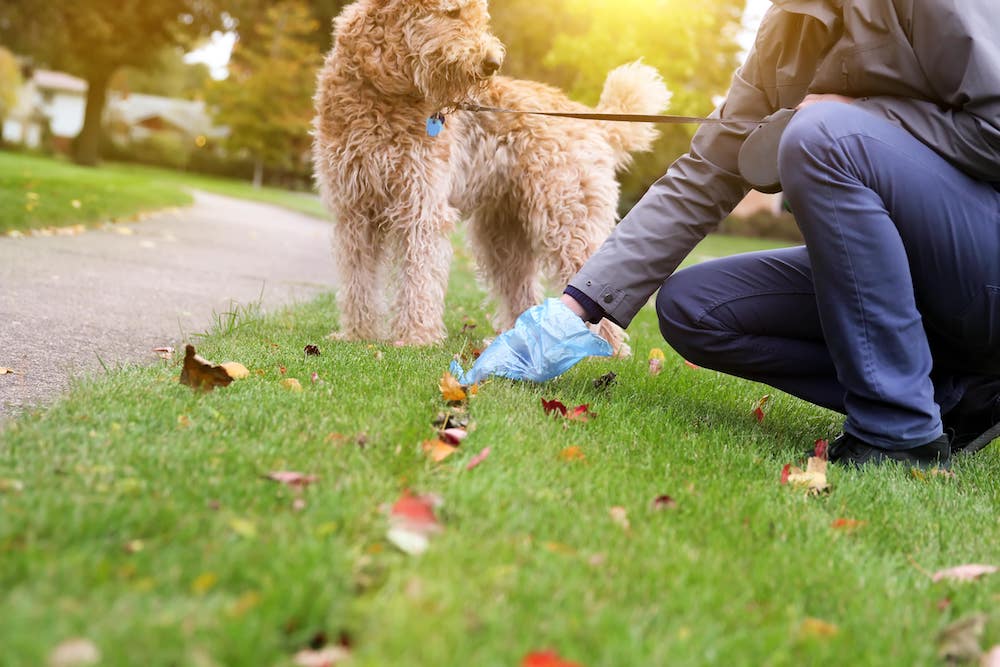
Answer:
[
  {"left": 467, "top": 206, "right": 542, "bottom": 331},
  {"left": 330, "top": 213, "right": 384, "bottom": 341}
]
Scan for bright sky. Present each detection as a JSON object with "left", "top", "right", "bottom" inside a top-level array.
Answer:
[{"left": 184, "top": 1, "right": 774, "bottom": 79}]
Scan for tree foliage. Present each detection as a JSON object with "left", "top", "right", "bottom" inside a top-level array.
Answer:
[
  {"left": 111, "top": 47, "right": 213, "bottom": 101},
  {"left": 208, "top": 0, "right": 322, "bottom": 186},
  {"left": 0, "top": 0, "right": 222, "bottom": 165},
  {"left": 0, "top": 47, "right": 21, "bottom": 126}
]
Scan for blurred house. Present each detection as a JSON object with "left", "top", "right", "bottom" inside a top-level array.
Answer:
[
  {"left": 2, "top": 68, "right": 87, "bottom": 152},
  {"left": 105, "top": 92, "right": 227, "bottom": 146},
  {"left": 2, "top": 66, "right": 225, "bottom": 154}
]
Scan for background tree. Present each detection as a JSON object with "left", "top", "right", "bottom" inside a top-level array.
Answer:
[
  {"left": 110, "top": 47, "right": 213, "bottom": 101},
  {"left": 0, "top": 0, "right": 221, "bottom": 166},
  {"left": 208, "top": 0, "right": 322, "bottom": 188},
  {"left": 0, "top": 47, "right": 22, "bottom": 129}
]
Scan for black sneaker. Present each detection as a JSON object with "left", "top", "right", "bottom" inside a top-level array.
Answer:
[
  {"left": 827, "top": 433, "right": 951, "bottom": 469},
  {"left": 942, "top": 377, "right": 1000, "bottom": 456}
]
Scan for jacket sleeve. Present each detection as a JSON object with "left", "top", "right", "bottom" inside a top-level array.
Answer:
[
  {"left": 565, "top": 43, "right": 775, "bottom": 328},
  {"left": 854, "top": 1, "right": 1000, "bottom": 183}
]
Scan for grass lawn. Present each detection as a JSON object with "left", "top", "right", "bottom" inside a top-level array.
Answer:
[
  {"left": 0, "top": 151, "right": 325, "bottom": 234},
  {"left": 2, "top": 233, "right": 999, "bottom": 666}
]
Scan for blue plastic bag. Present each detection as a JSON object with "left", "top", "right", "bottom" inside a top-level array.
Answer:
[{"left": 450, "top": 298, "right": 612, "bottom": 385}]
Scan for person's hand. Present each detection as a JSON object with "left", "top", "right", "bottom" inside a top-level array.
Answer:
[
  {"left": 450, "top": 298, "right": 613, "bottom": 385},
  {"left": 797, "top": 93, "right": 857, "bottom": 110}
]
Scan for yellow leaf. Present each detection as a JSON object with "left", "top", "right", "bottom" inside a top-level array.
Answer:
[
  {"left": 648, "top": 348, "right": 666, "bottom": 361},
  {"left": 229, "top": 518, "right": 257, "bottom": 539},
  {"left": 280, "top": 378, "right": 303, "bottom": 392},
  {"left": 439, "top": 372, "right": 466, "bottom": 402},
  {"left": 799, "top": 617, "right": 839, "bottom": 639},
  {"left": 422, "top": 439, "right": 458, "bottom": 462},
  {"left": 559, "top": 446, "right": 586, "bottom": 462},
  {"left": 221, "top": 362, "right": 249, "bottom": 379},
  {"left": 191, "top": 572, "right": 218, "bottom": 595}
]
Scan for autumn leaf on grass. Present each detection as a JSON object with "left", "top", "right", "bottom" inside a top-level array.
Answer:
[
  {"left": 422, "top": 439, "right": 458, "bottom": 463},
  {"left": 221, "top": 362, "right": 250, "bottom": 380},
  {"left": 814, "top": 439, "right": 829, "bottom": 460},
  {"left": 831, "top": 518, "right": 867, "bottom": 532},
  {"left": 294, "top": 646, "right": 350, "bottom": 667},
  {"left": 931, "top": 564, "right": 998, "bottom": 583},
  {"left": 439, "top": 372, "right": 467, "bottom": 402},
  {"left": 466, "top": 447, "right": 491, "bottom": 471},
  {"left": 798, "top": 617, "right": 840, "bottom": 639},
  {"left": 559, "top": 446, "right": 586, "bottom": 462},
  {"left": 684, "top": 360, "right": 701, "bottom": 370},
  {"left": 752, "top": 394, "right": 771, "bottom": 423},
  {"left": 649, "top": 348, "right": 666, "bottom": 376},
  {"left": 0, "top": 367, "right": 18, "bottom": 375},
  {"left": 439, "top": 427, "right": 468, "bottom": 445},
  {"left": 651, "top": 495, "right": 678, "bottom": 511},
  {"left": 152, "top": 347, "right": 174, "bottom": 360},
  {"left": 522, "top": 650, "right": 583, "bottom": 667},
  {"left": 280, "top": 378, "right": 304, "bottom": 392},
  {"left": 782, "top": 457, "right": 830, "bottom": 495},
  {"left": 543, "top": 399, "right": 596, "bottom": 422},
  {"left": 937, "top": 614, "right": 988, "bottom": 664},
  {"left": 179, "top": 345, "right": 233, "bottom": 392},
  {"left": 542, "top": 398, "right": 568, "bottom": 417},
  {"left": 386, "top": 491, "right": 443, "bottom": 556},
  {"left": 264, "top": 471, "right": 318, "bottom": 488}
]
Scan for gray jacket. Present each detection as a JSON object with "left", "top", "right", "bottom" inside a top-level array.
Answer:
[{"left": 568, "top": 0, "right": 1000, "bottom": 328}]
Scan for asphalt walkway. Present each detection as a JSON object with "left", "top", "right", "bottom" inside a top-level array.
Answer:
[{"left": 0, "top": 191, "right": 338, "bottom": 419}]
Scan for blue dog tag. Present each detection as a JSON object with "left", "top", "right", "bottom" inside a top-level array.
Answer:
[{"left": 426, "top": 114, "right": 445, "bottom": 138}]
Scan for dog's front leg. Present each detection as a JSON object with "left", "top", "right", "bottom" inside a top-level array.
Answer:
[{"left": 388, "top": 205, "right": 456, "bottom": 346}]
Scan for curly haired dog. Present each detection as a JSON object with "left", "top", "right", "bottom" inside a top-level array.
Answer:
[{"left": 313, "top": 0, "right": 671, "bottom": 351}]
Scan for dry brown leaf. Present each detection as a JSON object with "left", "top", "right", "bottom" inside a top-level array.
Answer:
[
  {"left": 221, "top": 362, "right": 249, "bottom": 380},
  {"left": 798, "top": 617, "right": 839, "bottom": 639},
  {"left": 938, "top": 613, "right": 987, "bottom": 664},
  {"left": 152, "top": 347, "right": 174, "bottom": 360},
  {"left": 932, "top": 564, "right": 998, "bottom": 583},
  {"left": 785, "top": 457, "right": 830, "bottom": 495},
  {"left": 178, "top": 345, "right": 233, "bottom": 392},
  {"left": 265, "top": 471, "right": 318, "bottom": 488},
  {"left": 439, "top": 372, "right": 467, "bottom": 402}
]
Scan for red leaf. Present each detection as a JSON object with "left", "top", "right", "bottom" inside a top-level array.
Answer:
[
  {"left": 466, "top": 447, "right": 491, "bottom": 471},
  {"left": 390, "top": 491, "right": 439, "bottom": 528},
  {"left": 439, "top": 427, "right": 468, "bottom": 445},
  {"left": 831, "top": 518, "right": 866, "bottom": 531},
  {"left": 780, "top": 464, "right": 791, "bottom": 485},
  {"left": 814, "top": 439, "right": 829, "bottom": 460},
  {"left": 651, "top": 494, "right": 678, "bottom": 511},
  {"left": 541, "top": 398, "right": 568, "bottom": 416},
  {"left": 566, "top": 404, "right": 595, "bottom": 422},
  {"left": 265, "top": 471, "right": 318, "bottom": 488},
  {"left": 752, "top": 394, "right": 771, "bottom": 423},
  {"left": 522, "top": 650, "right": 583, "bottom": 667}
]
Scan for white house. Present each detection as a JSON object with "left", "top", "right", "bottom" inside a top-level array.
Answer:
[
  {"left": 2, "top": 69, "right": 87, "bottom": 150},
  {"left": 105, "top": 92, "right": 226, "bottom": 145}
]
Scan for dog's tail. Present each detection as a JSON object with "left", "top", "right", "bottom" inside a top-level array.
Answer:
[{"left": 597, "top": 61, "right": 672, "bottom": 170}]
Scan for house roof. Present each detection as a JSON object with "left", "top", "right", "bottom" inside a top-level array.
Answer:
[
  {"left": 33, "top": 69, "right": 87, "bottom": 94},
  {"left": 106, "top": 93, "right": 227, "bottom": 139}
]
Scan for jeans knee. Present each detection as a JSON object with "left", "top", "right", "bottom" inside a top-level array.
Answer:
[{"left": 778, "top": 102, "right": 860, "bottom": 191}]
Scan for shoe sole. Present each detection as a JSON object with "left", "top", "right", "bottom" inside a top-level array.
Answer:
[{"left": 956, "top": 420, "right": 1000, "bottom": 456}]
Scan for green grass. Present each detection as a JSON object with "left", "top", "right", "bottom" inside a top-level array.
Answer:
[
  {"left": 0, "top": 151, "right": 325, "bottom": 234},
  {"left": 0, "top": 151, "right": 193, "bottom": 234},
  {"left": 2, "top": 237, "right": 998, "bottom": 667}
]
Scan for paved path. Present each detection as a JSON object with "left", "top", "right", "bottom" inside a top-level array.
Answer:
[{"left": 0, "top": 191, "right": 338, "bottom": 419}]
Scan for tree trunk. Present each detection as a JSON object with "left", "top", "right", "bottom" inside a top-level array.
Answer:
[
  {"left": 253, "top": 157, "right": 264, "bottom": 189},
  {"left": 73, "top": 69, "right": 111, "bottom": 167}
]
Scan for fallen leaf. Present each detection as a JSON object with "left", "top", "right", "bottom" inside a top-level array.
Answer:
[
  {"left": 387, "top": 491, "right": 442, "bottom": 556},
  {"left": 152, "top": 347, "right": 174, "bottom": 360},
  {"left": 798, "top": 617, "right": 839, "bottom": 639},
  {"left": 780, "top": 463, "right": 792, "bottom": 485},
  {"left": 466, "top": 447, "right": 491, "bottom": 470},
  {"left": 684, "top": 360, "right": 700, "bottom": 370},
  {"left": 439, "top": 372, "right": 467, "bottom": 402},
  {"left": 982, "top": 646, "right": 1000, "bottom": 667},
  {"left": 280, "top": 378, "right": 303, "bottom": 392},
  {"left": 938, "top": 614, "right": 988, "bottom": 664},
  {"left": 559, "top": 446, "right": 586, "bottom": 462},
  {"left": 422, "top": 439, "right": 458, "bottom": 463},
  {"left": 522, "top": 650, "right": 583, "bottom": 667},
  {"left": 649, "top": 358, "right": 664, "bottom": 376},
  {"left": 752, "top": 394, "right": 771, "bottom": 423},
  {"left": 221, "top": 361, "right": 249, "bottom": 380},
  {"left": 178, "top": 345, "right": 233, "bottom": 392},
  {"left": 831, "top": 518, "right": 867, "bottom": 531},
  {"left": 932, "top": 564, "right": 998, "bottom": 583},
  {"left": 651, "top": 495, "right": 677, "bottom": 511},
  {"left": 566, "top": 404, "right": 596, "bottom": 422},
  {"left": 439, "top": 427, "right": 468, "bottom": 445},
  {"left": 784, "top": 457, "right": 830, "bottom": 495},
  {"left": 310, "top": 371, "right": 320, "bottom": 384},
  {"left": 814, "top": 439, "right": 829, "bottom": 460},
  {"left": 176, "top": 415, "right": 191, "bottom": 429},
  {"left": 123, "top": 539, "right": 144, "bottom": 554},
  {"left": 0, "top": 367, "right": 14, "bottom": 375},
  {"left": 191, "top": 572, "right": 218, "bottom": 595},
  {"left": 265, "top": 471, "right": 318, "bottom": 488},
  {"left": 49, "top": 638, "right": 100, "bottom": 667},
  {"left": 609, "top": 506, "right": 630, "bottom": 531},
  {"left": 293, "top": 646, "right": 351, "bottom": 667},
  {"left": 593, "top": 371, "right": 618, "bottom": 389},
  {"left": 542, "top": 398, "right": 568, "bottom": 416},
  {"left": 304, "top": 344, "right": 321, "bottom": 356},
  {"left": 228, "top": 518, "right": 258, "bottom": 539}
]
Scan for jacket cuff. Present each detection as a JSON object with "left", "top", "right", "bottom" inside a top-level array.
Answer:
[
  {"left": 562, "top": 285, "right": 606, "bottom": 325},
  {"left": 565, "top": 270, "right": 629, "bottom": 328}
]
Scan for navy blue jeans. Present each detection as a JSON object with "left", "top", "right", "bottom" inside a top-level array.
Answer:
[{"left": 658, "top": 103, "right": 1000, "bottom": 450}]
